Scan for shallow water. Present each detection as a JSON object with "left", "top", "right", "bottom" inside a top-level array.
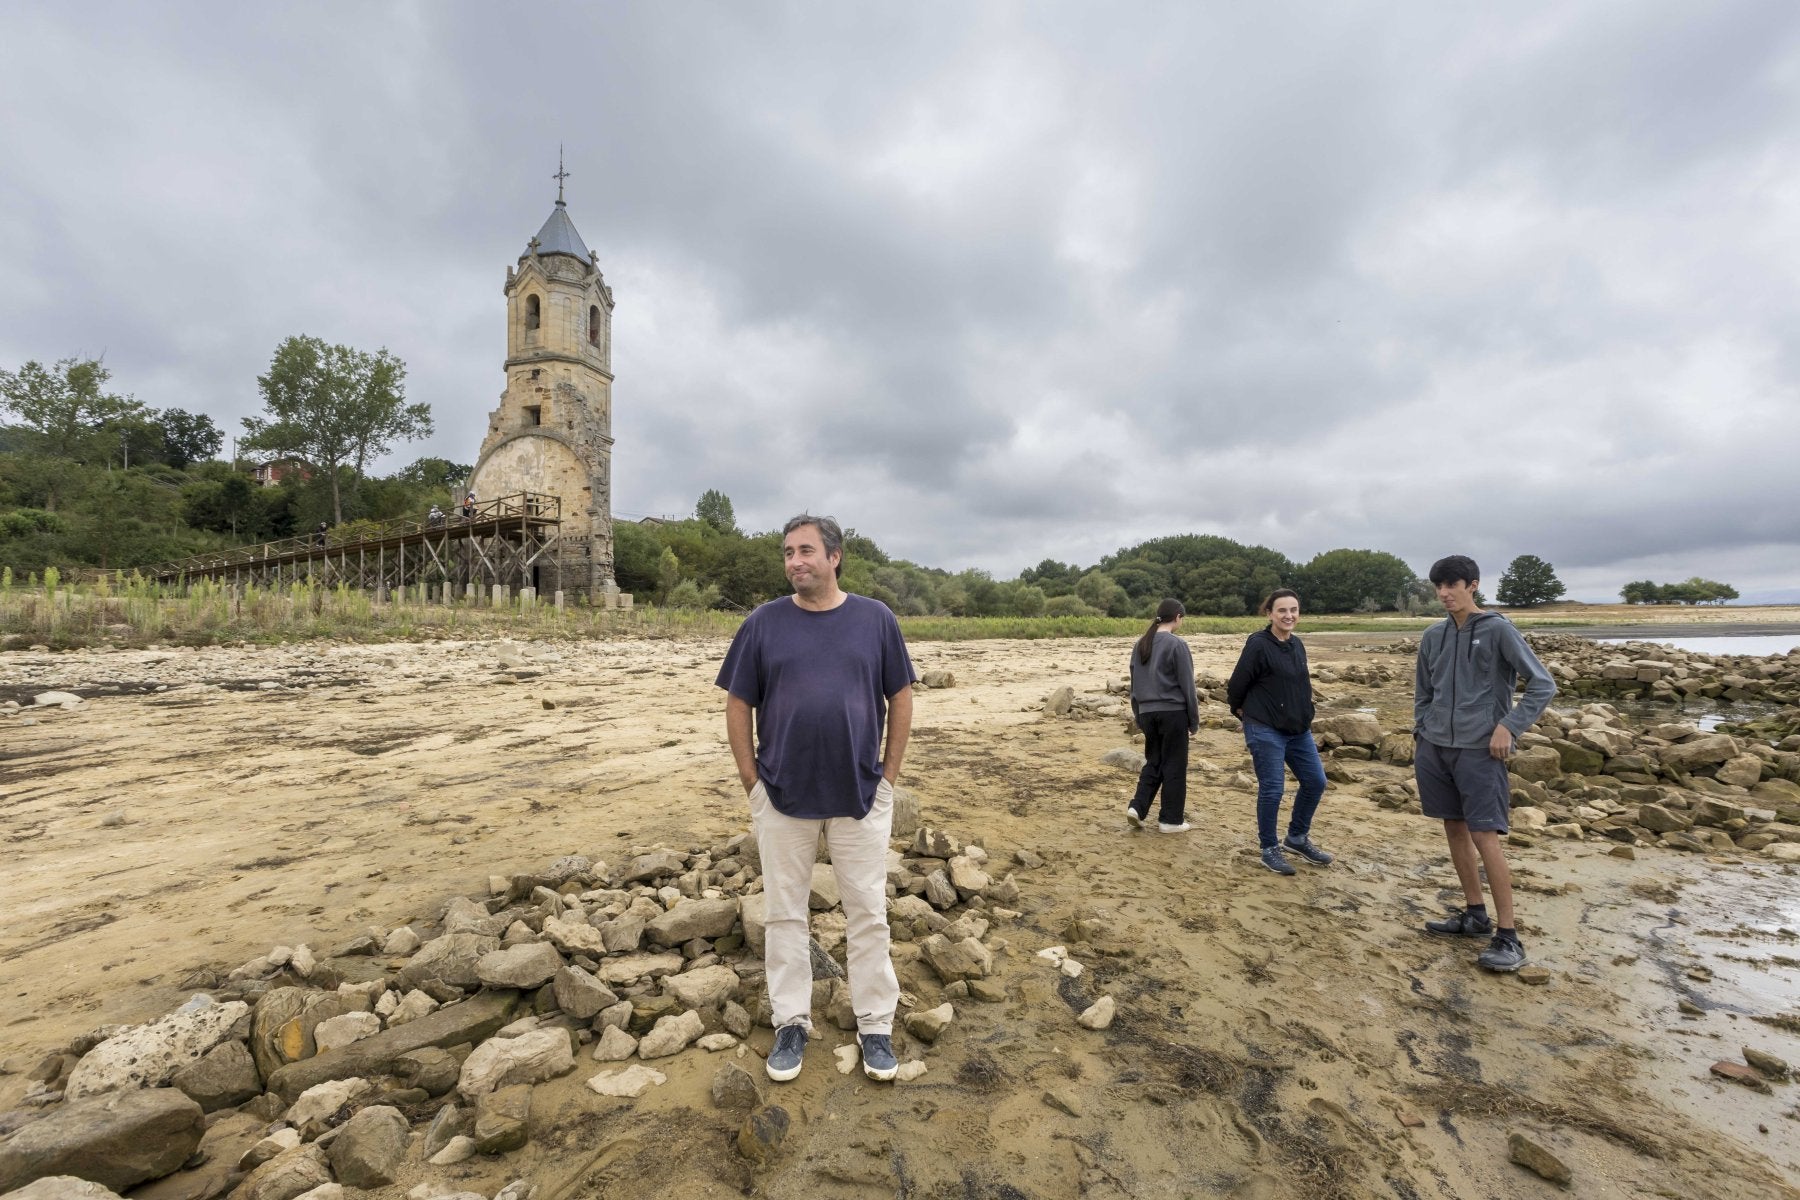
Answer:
[{"left": 1594, "top": 634, "right": 1800, "bottom": 657}]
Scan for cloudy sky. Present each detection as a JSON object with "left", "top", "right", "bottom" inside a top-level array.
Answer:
[{"left": 3, "top": 2, "right": 1797, "bottom": 601}]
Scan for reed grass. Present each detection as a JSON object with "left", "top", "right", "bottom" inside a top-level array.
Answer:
[{"left": 0, "top": 577, "right": 1450, "bottom": 650}]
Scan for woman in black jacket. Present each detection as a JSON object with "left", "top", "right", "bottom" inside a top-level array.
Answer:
[{"left": 1226, "top": 589, "right": 1332, "bottom": 874}]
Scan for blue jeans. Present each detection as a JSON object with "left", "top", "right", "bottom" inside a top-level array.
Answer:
[{"left": 1243, "top": 719, "right": 1327, "bottom": 849}]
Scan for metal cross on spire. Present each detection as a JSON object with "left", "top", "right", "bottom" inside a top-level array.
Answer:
[{"left": 554, "top": 145, "right": 570, "bottom": 204}]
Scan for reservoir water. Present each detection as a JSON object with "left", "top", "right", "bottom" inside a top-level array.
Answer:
[{"left": 1593, "top": 634, "right": 1800, "bottom": 657}]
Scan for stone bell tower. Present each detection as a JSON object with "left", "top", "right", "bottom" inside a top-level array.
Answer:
[{"left": 466, "top": 163, "right": 619, "bottom": 599}]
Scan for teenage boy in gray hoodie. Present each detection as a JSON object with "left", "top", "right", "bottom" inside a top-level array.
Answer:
[{"left": 1414, "top": 555, "right": 1557, "bottom": 972}]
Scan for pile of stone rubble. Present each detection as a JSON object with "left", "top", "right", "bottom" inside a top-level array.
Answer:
[{"left": 0, "top": 815, "right": 1051, "bottom": 1199}]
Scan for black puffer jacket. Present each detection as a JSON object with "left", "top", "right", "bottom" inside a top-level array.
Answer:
[{"left": 1225, "top": 626, "right": 1315, "bottom": 734}]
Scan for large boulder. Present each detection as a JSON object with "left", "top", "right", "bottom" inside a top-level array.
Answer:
[
  {"left": 1569, "top": 726, "right": 1635, "bottom": 758},
  {"left": 918, "top": 934, "right": 994, "bottom": 983},
  {"left": 267, "top": 988, "right": 520, "bottom": 1103},
  {"left": 646, "top": 898, "right": 741, "bottom": 947},
  {"left": 1552, "top": 740, "right": 1606, "bottom": 776},
  {"left": 551, "top": 965, "right": 618, "bottom": 1020},
  {"left": 541, "top": 915, "right": 608, "bottom": 957},
  {"left": 398, "top": 932, "right": 499, "bottom": 990},
  {"left": 1312, "top": 712, "right": 1384, "bottom": 748},
  {"left": 476, "top": 942, "right": 566, "bottom": 989},
  {"left": 739, "top": 894, "right": 768, "bottom": 955},
  {"left": 232, "top": 1143, "right": 331, "bottom": 1200},
  {"left": 618, "top": 850, "right": 687, "bottom": 884},
  {"left": 64, "top": 996, "right": 248, "bottom": 1101},
  {"left": 638, "top": 1010, "right": 705, "bottom": 1059},
  {"left": 457, "top": 1028, "right": 575, "bottom": 1099},
  {"left": 662, "top": 965, "right": 741, "bottom": 1010},
  {"left": 1508, "top": 746, "right": 1563, "bottom": 783},
  {"left": 1659, "top": 734, "right": 1738, "bottom": 773},
  {"left": 327, "top": 1104, "right": 409, "bottom": 1188},
  {"left": 169, "top": 1038, "right": 261, "bottom": 1112},
  {"left": 1635, "top": 804, "right": 1692, "bottom": 834},
  {"left": 1716, "top": 755, "right": 1764, "bottom": 788},
  {"left": 249, "top": 988, "right": 351, "bottom": 1082},
  {"left": 0, "top": 1088, "right": 203, "bottom": 1193},
  {"left": 3, "top": 1179, "right": 124, "bottom": 1200}
]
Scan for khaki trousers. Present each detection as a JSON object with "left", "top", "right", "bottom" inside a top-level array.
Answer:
[{"left": 752, "top": 777, "right": 899, "bottom": 1035}]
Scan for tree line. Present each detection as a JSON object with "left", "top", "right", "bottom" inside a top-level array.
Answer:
[
  {"left": 1, "top": 347, "right": 1740, "bottom": 613},
  {"left": 1, "top": 343, "right": 447, "bottom": 572}
]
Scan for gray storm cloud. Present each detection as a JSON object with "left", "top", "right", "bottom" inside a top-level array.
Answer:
[{"left": 1, "top": 1, "right": 1795, "bottom": 600}]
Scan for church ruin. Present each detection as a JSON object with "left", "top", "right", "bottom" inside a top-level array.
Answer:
[{"left": 464, "top": 176, "right": 626, "bottom": 605}]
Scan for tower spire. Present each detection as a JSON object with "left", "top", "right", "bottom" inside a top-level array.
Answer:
[{"left": 553, "top": 145, "right": 569, "bottom": 206}]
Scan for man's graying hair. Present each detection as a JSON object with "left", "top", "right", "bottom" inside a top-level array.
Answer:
[{"left": 783, "top": 513, "right": 844, "bottom": 578}]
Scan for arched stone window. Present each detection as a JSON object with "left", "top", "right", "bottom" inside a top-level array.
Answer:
[
  {"left": 525, "top": 294, "right": 541, "bottom": 331},
  {"left": 588, "top": 305, "right": 601, "bottom": 345}
]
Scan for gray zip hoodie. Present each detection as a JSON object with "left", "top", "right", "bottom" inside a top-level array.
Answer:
[{"left": 1413, "top": 611, "right": 1557, "bottom": 749}]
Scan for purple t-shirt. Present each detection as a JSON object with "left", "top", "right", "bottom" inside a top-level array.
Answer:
[{"left": 715, "top": 593, "right": 916, "bottom": 820}]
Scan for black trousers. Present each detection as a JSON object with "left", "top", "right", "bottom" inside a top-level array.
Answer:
[{"left": 1130, "top": 710, "right": 1189, "bottom": 824}]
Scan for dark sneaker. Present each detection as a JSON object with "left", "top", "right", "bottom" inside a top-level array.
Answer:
[
  {"left": 1283, "top": 836, "right": 1334, "bottom": 866},
  {"left": 1124, "top": 805, "right": 1144, "bottom": 830},
  {"left": 766, "top": 1023, "right": 807, "bottom": 1082},
  {"left": 1260, "top": 846, "right": 1297, "bottom": 875},
  {"left": 859, "top": 1033, "right": 899, "bottom": 1081},
  {"left": 1424, "top": 907, "right": 1493, "bottom": 938},
  {"left": 1477, "top": 935, "right": 1528, "bottom": 973}
]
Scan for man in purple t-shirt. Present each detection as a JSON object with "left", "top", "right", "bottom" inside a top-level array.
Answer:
[{"left": 716, "top": 513, "right": 915, "bottom": 1083}]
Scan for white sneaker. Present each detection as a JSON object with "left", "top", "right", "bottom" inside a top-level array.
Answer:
[
  {"left": 1124, "top": 806, "right": 1144, "bottom": 830},
  {"left": 1158, "top": 822, "right": 1192, "bottom": 833}
]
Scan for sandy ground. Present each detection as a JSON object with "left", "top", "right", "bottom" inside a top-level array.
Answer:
[{"left": 3, "top": 632, "right": 1799, "bottom": 1199}]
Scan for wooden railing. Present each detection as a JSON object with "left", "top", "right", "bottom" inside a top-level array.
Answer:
[{"left": 128, "top": 491, "right": 562, "bottom": 579}]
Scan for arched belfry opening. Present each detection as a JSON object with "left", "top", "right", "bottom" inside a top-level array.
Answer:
[{"left": 465, "top": 156, "right": 625, "bottom": 606}]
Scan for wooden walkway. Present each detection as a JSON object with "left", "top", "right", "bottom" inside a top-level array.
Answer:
[{"left": 136, "top": 492, "right": 564, "bottom": 598}]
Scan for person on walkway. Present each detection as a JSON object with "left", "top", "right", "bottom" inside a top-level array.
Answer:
[
  {"left": 1226, "top": 589, "right": 1332, "bottom": 875},
  {"left": 1126, "top": 598, "right": 1199, "bottom": 833},
  {"left": 717, "top": 513, "right": 915, "bottom": 1083},
  {"left": 461, "top": 492, "right": 477, "bottom": 520},
  {"left": 1414, "top": 555, "right": 1557, "bottom": 973},
  {"left": 427, "top": 504, "right": 444, "bottom": 527},
  {"left": 313, "top": 521, "right": 328, "bottom": 547}
]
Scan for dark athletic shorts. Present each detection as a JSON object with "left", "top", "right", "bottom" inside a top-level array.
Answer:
[{"left": 1415, "top": 739, "right": 1511, "bottom": 833}]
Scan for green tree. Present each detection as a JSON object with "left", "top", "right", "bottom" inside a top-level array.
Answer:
[
  {"left": 712, "top": 532, "right": 787, "bottom": 606},
  {"left": 695, "top": 488, "right": 737, "bottom": 535},
  {"left": 158, "top": 408, "right": 223, "bottom": 469},
  {"left": 612, "top": 521, "right": 663, "bottom": 595},
  {"left": 0, "top": 357, "right": 147, "bottom": 503},
  {"left": 393, "top": 456, "right": 471, "bottom": 488},
  {"left": 241, "top": 336, "right": 430, "bottom": 524},
  {"left": 1496, "top": 554, "right": 1566, "bottom": 607},
  {"left": 1620, "top": 580, "right": 1660, "bottom": 605},
  {"left": 1298, "top": 549, "right": 1417, "bottom": 613},
  {"left": 1074, "top": 569, "right": 1133, "bottom": 617},
  {"left": 655, "top": 546, "right": 683, "bottom": 605}
]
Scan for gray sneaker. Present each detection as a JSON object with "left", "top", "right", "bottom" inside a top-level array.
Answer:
[
  {"left": 1260, "top": 846, "right": 1297, "bottom": 875},
  {"left": 1425, "top": 907, "right": 1493, "bottom": 938},
  {"left": 765, "top": 1023, "right": 807, "bottom": 1082},
  {"left": 1283, "top": 835, "right": 1334, "bottom": 866},
  {"left": 1477, "top": 935, "right": 1528, "bottom": 973}
]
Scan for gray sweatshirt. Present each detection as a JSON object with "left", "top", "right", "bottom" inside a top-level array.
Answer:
[
  {"left": 1130, "top": 631, "right": 1200, "bottom": 733},
  {"left": 1413, "top": 611, "right": 1557, "bottom": 749}
]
